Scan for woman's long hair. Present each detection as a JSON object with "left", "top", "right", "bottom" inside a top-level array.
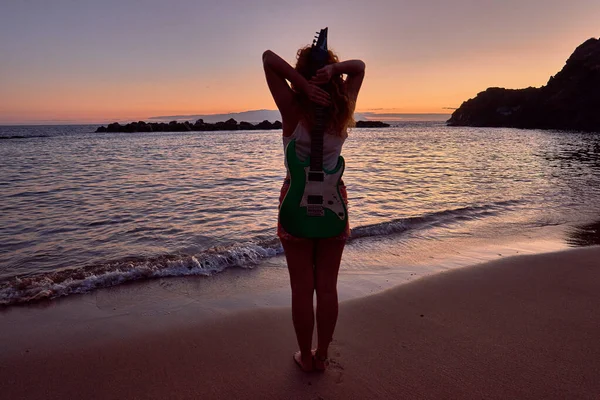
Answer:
[{"left": 293, "top": 46, "right": 355, "bottom": 136}]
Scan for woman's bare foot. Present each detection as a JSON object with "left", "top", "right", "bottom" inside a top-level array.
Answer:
[
  {"left": 312, "top": 349, "right": 328, "bottom": 371},
  {"left": 293, "top": 351, "right": 314, "bottom": 372}
]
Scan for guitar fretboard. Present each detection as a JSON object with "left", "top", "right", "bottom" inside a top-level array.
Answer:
[{"left": 309, "top": 105, "right": 327, "bottom": 173}]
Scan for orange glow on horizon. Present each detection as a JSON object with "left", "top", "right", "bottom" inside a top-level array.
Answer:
[
  {"left": 0, "top": 42, "right": 578, "bottom": 124},
  {"left": 2, "top": 6, "right": 599, "bottom": 125}
]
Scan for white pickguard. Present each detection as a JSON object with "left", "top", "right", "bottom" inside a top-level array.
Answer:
[{"left": 300, "top": 166, "right": 346, "bottom": 219}]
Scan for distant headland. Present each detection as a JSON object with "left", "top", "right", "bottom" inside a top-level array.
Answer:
[
  {"left": 447, "top": 38, "right": 600, "bottom": 132},
  {"left": 94, "top": 119, "right": 390, "bottom": 133}
]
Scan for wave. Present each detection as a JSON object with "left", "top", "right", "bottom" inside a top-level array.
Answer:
[
  {"left": 0, "top": 135, "right": 49, "bottom": 140},
  {"left": 0, "top": 200, "right": 521, "bottom": 306},
  {"left": 0, "top": 240, "right": 283, "bottom": 306},
  {"left": 350, "top": 200, "right": 521, "bottom": 240}
]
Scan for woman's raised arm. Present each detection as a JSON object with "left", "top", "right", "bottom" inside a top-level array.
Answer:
[
  {"left": 335, "top": 60, "right": 365, "bottom": 103},
  {"left": 309, "top": 59, "right": 365, "bottom": 103},
  {"left": 262, "top": 50, "right": 331, "bottom": 120}
]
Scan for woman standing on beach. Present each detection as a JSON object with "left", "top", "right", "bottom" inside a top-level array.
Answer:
[{"left": 262, "top": 44, "right": 365, "bottom": 372}]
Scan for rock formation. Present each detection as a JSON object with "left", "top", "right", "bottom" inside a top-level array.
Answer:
[
  {"left": 355, "top": 120, "right": 391, "bottom": 128},
  {"left": 96, "top": 118, "right": 388, "bottom": 133},
  {"left": 447, "top": 38, "right": 600, "bottom": 132},
  {"left": 95, "top": 119, "right": 284, "bottom": 133}
]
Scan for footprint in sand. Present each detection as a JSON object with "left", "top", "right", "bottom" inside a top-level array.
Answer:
[
  {"left": 327, "top": 343, "right": 345, "bottom": 383},
  {"left": 159, "top": 280, "right": 172, "bottom": 288},
  {"left": 327, "top": 358, "right": 345, "bottom": 384},
  {"left": 329, "top": 358, "right": 344, "bottom": 371}
]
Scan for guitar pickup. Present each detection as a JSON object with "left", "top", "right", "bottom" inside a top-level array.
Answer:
[
  {"left": 308, "top": 172, "right": 324, "bottom": 182},
  {"left": 307, "top": 195, "right": 323, "bottom": 205}
]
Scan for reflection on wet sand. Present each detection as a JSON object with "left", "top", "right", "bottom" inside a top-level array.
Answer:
[{"left": 566, "top": 220, "right": 600, "bottom": 247}]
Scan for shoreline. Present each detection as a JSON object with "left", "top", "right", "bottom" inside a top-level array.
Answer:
[
  {"left": 1, "top": 246, "right": 599, "bottom": 399},
  {"left": 0, "top": 221, "right": 571, "bottom": 308}
]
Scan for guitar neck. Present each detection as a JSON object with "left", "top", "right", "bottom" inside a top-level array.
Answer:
[
  {"left": 310, "top": 104, "right": 328, "bottom": 172},
  {"left": 308, "top": 27, "right": 329, "bottom": 174}
]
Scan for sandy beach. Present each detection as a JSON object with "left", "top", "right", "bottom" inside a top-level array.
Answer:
[{"left": 1, "top": 246, "right": 599, "bottom": 400}]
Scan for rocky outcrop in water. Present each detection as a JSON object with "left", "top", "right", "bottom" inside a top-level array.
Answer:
[
  {"left": 95, "top": 118, "right": 390, "bottom": 133},
  {"left": 447, "top": 38, "right": 600, "bottom": 132},
  {"left": 95, "top": 119, "right": 283, "bottom": 133},
  {"left": 355, "top": 120, "right": 391, "bottom": 128}
]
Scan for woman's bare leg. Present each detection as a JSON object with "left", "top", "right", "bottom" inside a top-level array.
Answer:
[
  {"left": 314, "top": 237, "right": 345, "bottom": 366},
  {"left": 281, "top": 237, "right": 316, "bottom": 371}
]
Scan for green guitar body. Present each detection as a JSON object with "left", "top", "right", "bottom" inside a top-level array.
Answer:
[{"left": 279, "top": 139, "right": 348, "bottom": 238}]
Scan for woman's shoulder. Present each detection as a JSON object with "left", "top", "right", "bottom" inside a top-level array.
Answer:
[
  {"left": 325, "top": 125, "right": 348, "bottom": 140},
  {"left": 282, "top": 117, "right": 302, "bottom": 138},
  {"left": 282, "top": 116, "right": 348, "bottom": 140}
]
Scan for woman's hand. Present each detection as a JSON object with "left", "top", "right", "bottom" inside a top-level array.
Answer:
[
  {"left": 304, "top": 83, "right": 331, "bottom": 106},
  {"left": 310, "top": 64, "right": 336, "bottom": 85}
]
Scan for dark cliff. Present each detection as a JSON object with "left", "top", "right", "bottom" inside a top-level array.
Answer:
[{"left": 447, "top": 38, "right": 600, "bottom": 132}]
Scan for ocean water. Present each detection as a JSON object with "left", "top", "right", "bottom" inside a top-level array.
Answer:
[{"left": 1, "top": 122, "right": 600, "bottom": 305}]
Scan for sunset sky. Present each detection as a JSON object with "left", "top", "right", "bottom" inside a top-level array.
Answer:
[{"left": 1, "top": 0, "right": 599, "bottom": 124}]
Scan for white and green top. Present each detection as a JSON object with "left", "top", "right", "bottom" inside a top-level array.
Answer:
[{"left": 283, "top": 121, "right": 346, "bottom": 171}]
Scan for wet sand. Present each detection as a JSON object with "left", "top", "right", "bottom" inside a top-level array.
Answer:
[{"left": 1, "top": 246, "right": 599, "bottom": 399}]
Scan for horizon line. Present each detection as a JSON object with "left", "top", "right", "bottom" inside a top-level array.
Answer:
[{"left": 0, "top": 110, "right": 452, "bottom": 126}]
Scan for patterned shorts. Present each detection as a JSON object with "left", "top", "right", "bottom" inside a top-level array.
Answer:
[{"left": 277, "top": 179, "right": 350, "bottom": 241}]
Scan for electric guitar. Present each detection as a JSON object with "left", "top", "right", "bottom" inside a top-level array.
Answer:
[{"left": 279, "top": 27, "right": 348, "bottom": 238}]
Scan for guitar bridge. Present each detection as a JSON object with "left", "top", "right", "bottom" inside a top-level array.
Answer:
[{"left": 307, "top": 205, "right": 324, "bottom": 217}]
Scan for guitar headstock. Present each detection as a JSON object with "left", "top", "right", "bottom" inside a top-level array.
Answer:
[{"left": 310, "top": 27, "right": 329, "bottom": 70}]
